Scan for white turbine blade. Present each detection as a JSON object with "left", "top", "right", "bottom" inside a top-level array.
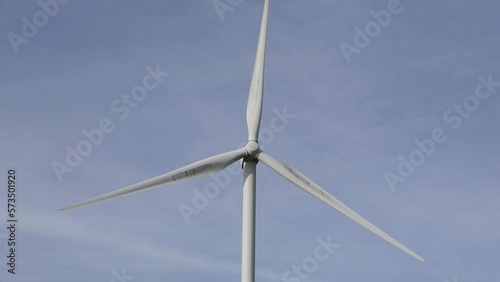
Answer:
[
  {"left": 59, "top": 148, "right": 247, "bottom": 211},
  {"left": 257, "top": 152, "right": 426, "bottom": 262},
  {"left": 246, "top": 0, "right": 269, "bottom": 142}
]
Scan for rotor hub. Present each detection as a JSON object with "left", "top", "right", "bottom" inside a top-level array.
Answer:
[{"left": 244, "top": 141, "right": 260, "bottom": 158}]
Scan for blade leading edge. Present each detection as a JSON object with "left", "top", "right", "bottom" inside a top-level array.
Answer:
[
  {"left": 59, "top": 148, "right": 247, "bottom": 211},
  {"left": 246, "top": 0, "right": 269, "bottom": 142},
  {"left": 257, "top": 151, "right": 426, "bottom": 262}
]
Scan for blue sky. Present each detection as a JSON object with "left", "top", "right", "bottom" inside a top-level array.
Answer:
[{"left": 1, "top": 0, "right": 499, "bottom": 281}]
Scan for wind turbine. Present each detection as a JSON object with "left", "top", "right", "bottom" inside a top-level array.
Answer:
[{"left": 60, "top": 0, "right": 425, "bottom": 281}]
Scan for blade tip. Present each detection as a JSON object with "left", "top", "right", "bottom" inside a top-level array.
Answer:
[
  {"left": 413, "top": 253, "right": 426, "bottom": 263},
  {"left": 59, "top": 204, "right": 78, "bottom": 211}
]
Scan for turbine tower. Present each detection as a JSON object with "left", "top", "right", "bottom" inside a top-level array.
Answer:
[{"left": 60, "top": 1, "right": 425, "bottom": 281}]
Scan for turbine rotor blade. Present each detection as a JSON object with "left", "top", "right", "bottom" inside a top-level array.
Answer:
[
  {"left": 257, "top": 152, "right": 426, "bottom": 262},
  {"left": 59, "top": 148, "right": 247, "bottom": 211},
  {"left": 246, "top": 0, "right": 269, "bottom": 142}
]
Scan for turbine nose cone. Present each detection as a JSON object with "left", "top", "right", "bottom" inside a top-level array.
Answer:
[{"left": 245, "top": 141, "right": 260, "bottom": 157}]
